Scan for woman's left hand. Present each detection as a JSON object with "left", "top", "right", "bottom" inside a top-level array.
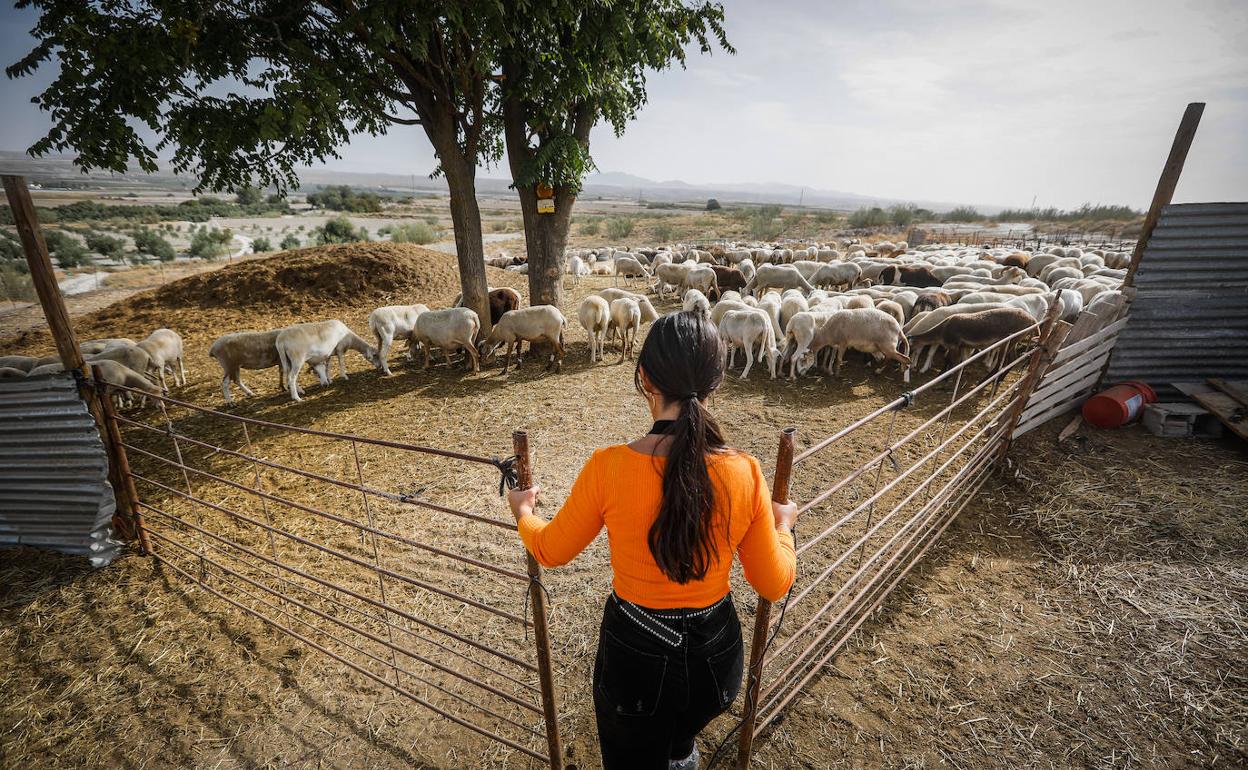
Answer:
[{"left": 507, "top": 484, "right": 541, "bottom": 522}]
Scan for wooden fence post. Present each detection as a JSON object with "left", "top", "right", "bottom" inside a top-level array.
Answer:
[
  {"left": 997, "top": 299, "right": 1067, "bottom": 458},
  {"left": 512, "top": 430, "right": 564, "bottom": 770},
  {"left": 1123, "top": 103, "right": 1204, "bottom": 289},
  {"left": 2, "top": 174, "right": 139, "bottom": 542},
  {"left": 93, "top": 367, "right": 151, "bottom": 554},
  {"left": 736, "top": 426, "right": 797, "bottom": 769}
]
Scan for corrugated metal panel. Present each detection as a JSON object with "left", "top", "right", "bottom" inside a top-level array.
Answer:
[
  {"left": 1106, "top": 202, "right": 1248, "bottom": 391},
  {"left": 0, "top": 374, "right": 120, "bottom": 566}
]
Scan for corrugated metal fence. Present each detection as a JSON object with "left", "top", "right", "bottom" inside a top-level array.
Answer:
[
  {"left": 0, "top": 373, "right": 120, "bottom": 566},
  {"left": 1107, "top": 202, "right": 1248, "bottom": 390}
]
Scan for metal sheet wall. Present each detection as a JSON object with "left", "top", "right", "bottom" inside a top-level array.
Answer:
[
  {"left": 0, "top": 373, "right": 120, "bottom": 566},
  {"left": 1107, "top": 202, "right": 1248, "bottom": 389}
]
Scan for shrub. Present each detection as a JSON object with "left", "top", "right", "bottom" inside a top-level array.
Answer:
[
  {"left": 1, "top": 231, "right": 23, "bottom": 262},
  {"left": 315, "top": 216, "right": 369, "bottom": 244},
  {"left": 189, "top": 227, "right": 234, "bottom": 260},
  {"left": 0, "top": 263, "right": 36, "bottom": 302},
  {"left": 306, "top": 185, "right": 384, "bottom": 213},
  {"left": 424, "top": 215, "right": 439, "bottom": 226},
  {"left": 814, "top": 210, "right": 839, "bottom": 225},
  {"left": 279, "top": 234, "right": 301, "bottom": 250},
  {"left": 44, "top": 229, "right": 91, "bottom": 267},
  {"left": 85, "top": 231, "right": 127, "bottom": 262},
  {"left": 579, "top": 217, "right": 601, "bottom": 236},
  {"left": 889, "top": 204, "right": 917, "bottom": 228},
  {"left": 389, "top": 222, "right": 437, "bottom": 244},
  {"left": 944, "top": 206, "right": 982, "bottom": 223},
  {"left": 748, "top": 206, "right": 783, "bottom": 240},
  {"left": 847, "top": 207, "right": 889, "bottom": 228},
  {"left": 652, "top": 222, "right": 673, "bottom": 242},
  {"left": 605, "top": 217, "right": 635, "bottom": 240},
  {"left": 132, "top": 228, "right": 177, "bottom": 262},
  {"left": 234, "top": 186, "right": 263, "bottom": 206},
  {"left": 706, "top": 198, "right": 721, "bottom": 211},
  {"left": 251, "top": 236, "right": 272, "bottom": 253}
]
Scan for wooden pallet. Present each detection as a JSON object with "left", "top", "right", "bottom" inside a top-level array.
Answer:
[{"left": 1172, "top": 380, "right": 1248, "bottom": 441}]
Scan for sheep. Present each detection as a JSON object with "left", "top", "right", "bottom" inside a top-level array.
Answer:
[
  {"left": 710, "top": 299, "right": 749, "bottom": 327},
  {"left": 782, "top": 308, "right": 839, "bottom": 379},
  {"left": 276, "top": 320, "right": 379, "bottom": 402},
  {"left": 26, "top": 362, "right": 65, "bottom": 377},
  {"left": 907, "top": 307, "right": 1037, "bottom": 373},
  {"left": 756, "top": 292, "right": 784, "bottom": 340},
  {"left": 0, "top": 355, "right": 39, "bottom": 372},
  {"left": 0, "top": 366, "right": 26, "bottom": 378},
  {"left": 682, "top": 265, "right": 718, "bottom": 298},
  {"left": 31, "top": 355, "right": 63, "bottom": 369},
  {"left": 208, "top": 329, "right": 286, "bottom": 405},
  {"left": 136, "top": 329, "right": 187, "bottom": 388},
  {"left": 709, "top": 265, "right": 747, "bottom": 298},
  {"left": 80, "top": 338, "right": 135, "bottom": 356},
  {"left": 875, "top": 299, "right": 906, "bottom": 326},
  {"left": 653, "top": 262, "right": 694, "bottom": 299},
  {"left": 719, "top": 309, "right": 779, "bottom": 379},
  {"left": 779, "top": 293, "right": 810, "bottom": 332},
  {"left": 913, "top": 290, "right": 952, "bottom": 315},
  {"left": 453, "top": 287, "right": 523, "bottom": 325},
  {"left": 578, "top": 296, "right": 610, "bottom": 363},
  {"left": 614, "top": 255, "right": 650, "bottom": 285},
  {"left": 87, "top": 344, "right": 162, "bottom": 390},
  {"left": 682, "top": 289, "right": 711, "bottom": 316},
  {"left": 413, "top": 307, "right": 481, "bottom": 372},
  {"left": 567, "top": 255, "right": 591, "bottom": 285},
  {"left": 86, "top": 359, "right": 165, "bottom": 408},
  {"left": 744, "top": 264, "right": 816, "bottom": 296},
  {"left": 481, "top": 305, "right": 567, "bottom": 374},
  {"left": 811, "top": 262, "right": 861, "bottom": 291},
  {"left": 720, "top": 290, "right": 743, "bottom": 304},
  {"left": 1043, "top": 266, "right": 1084, "bottom": 286},
  {"left": 598, "top": 288, "right": 659, "bottom": 322},
  {"left": 367, "top": 304, "right": 430, "bottom": 375},
  {"left": 877, "top": 265, "right": 943, "bottom": 288},
  {"left": 737, "top": 258, "right": 756, "bottom": 283},
  {"left": 801, "top": 308, "right": 911, "bottom": 376},
  {"left": 608, "top": 298, "right": 642, "bottom": 362}
]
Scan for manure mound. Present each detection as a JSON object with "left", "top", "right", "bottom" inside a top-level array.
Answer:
[{"left": 141, "top": 242, "right": 466, "bottom": 312}]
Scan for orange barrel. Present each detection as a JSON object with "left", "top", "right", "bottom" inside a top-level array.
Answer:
[{"left": 1082, "top": 381, "right": 1157, "bottom": 428}]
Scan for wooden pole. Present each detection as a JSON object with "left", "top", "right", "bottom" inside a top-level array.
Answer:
[
  {"left": 93, "top": 366, "right": 149, "bottom": 551},
  {"left": 1123, "top": 103, "right": 1205, "bottom": 288},
  {"left": 512, "top": 430, "right": 564, "bottom": 770},
  {"left": 737, "top": 426, "right": 796, "bottom": 769},
  {"left": 2, "top": 174, "right": 140, "bottom": 544},
  {"left": 996, "top": 298, "right": 1067, "bottom": 459}
]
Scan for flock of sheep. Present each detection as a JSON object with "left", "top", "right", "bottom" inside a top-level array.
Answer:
[{"left": 0, "top": 237, "right": 1125, "bottom": 410}]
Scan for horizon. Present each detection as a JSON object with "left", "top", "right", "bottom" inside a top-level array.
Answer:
[{"left": 2, "top": 0, "right": 1246, "bottom": 210}]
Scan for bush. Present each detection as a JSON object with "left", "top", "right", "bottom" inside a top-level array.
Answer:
[
  {"left": 889, "top": 204, "right": 917, "bottom": 228},
  {"left": 235, "top": 186, "right": 263, "bottom": 206},
  {"left": 44, "top": 229, "right": 91, "bottom": 267},
  {"left": 1, "top": 231, "right": 23, "bottom": 262},
  {"left": 605, "top": 217, "right": 635, "bottom": 240},
  {"left": 85, "top": 231, "right": 127, "bottom": 262},
  {"left": 847, "top": 207, "right": 890, "bottom": 228},
  {"left": 306, "top": 185, "right": 384, "bottom": 213},
  {"left": 943, "top": 206, "right": 982, "bottom": 223},
  {"left": 652, "top": 222, "right": 673, "bottom": 242},
  {"left": 132, "top": 228, "right": 177, "bottom": 262},
  {"left": 279, "top": 234, "right": 301, "bottom": 250},
  {"left": 389, "top": 222, "right": 437, "bottom": 244},
  {"left": 315, "top": 216, "right": 369, "bottom": 244},
  {"left": 0, "top": 263, "right": 36, "bottom": 302},
  {"left": 814, "top": 210, "right": 840, "bottom": 225},
  {"left": 994, "top": 203, "right": 1141, "bottom": 222},
  {"left": 424, "top": 215, "right": 439, "bottom": 226},
  {"left": 706, "top": 198, "right": 721, "bottom": 211},
  {"left": 251, "top": 236, "right": 272, "bottom": 253},
  {"left": 748, "top": 206, "right": 783, "bottom": 240},
  {"left": 579, "top": 217, "right": 601, "bottom": 236},
  {"left": 189, "top": 227, "right": 234, "bottom": 260}
]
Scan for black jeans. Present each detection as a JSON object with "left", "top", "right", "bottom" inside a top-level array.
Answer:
[{"left": 592, "top": 593, "right": 744, "bottom": 770}]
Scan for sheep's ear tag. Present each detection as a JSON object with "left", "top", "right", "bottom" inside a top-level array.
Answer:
[{"left": 536, "top": 183, "right": 555, "bottom": 214}]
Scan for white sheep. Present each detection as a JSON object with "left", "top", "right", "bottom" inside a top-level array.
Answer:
[
  {"left": 802, "top": 308, "right": 911, "bottom": 377},
  {"left": 86, "top": 359, "right": 165, "bottom": 408},
  {"left": 598, "top": 288, "right": 659, "bottom": 322},
  {"left": 744, "top": 264, "right": 815, "bottom": 296},
  {"left": 368, "top": 304, "right": 430, "bottom": 375},
  {"left": 719, "top": 308, "right": 779, "bottom": 379},
  {"left": 578, "top": 296, "right": 610, "bottom": 363},
  {"left": 137, "top": 329, "right": 187, "bottom": 388},
  {"left": 276, "top": 320, "right": 379, "bottom": 402},
  {"left": 614, "top": 256, "right": 650, "bottom": 285},
  {"left": 567, "top": 255, "right": 591, "bottom": 286},
  {"left": 682, "top": 289, "right": 711, "bottom": 316},
  {"left": 0, "top": 355, "right": 40, "bottom": 372},
  {"left": 413, "top": 307, "right": 482, "bottom": 372},
  {"left": 608, "top": 298, "right": 642, "bottom": 362},
  {"left": 208, "top": 329, "right": 286, "bottom": 405},
  {"left": 481, "top": 305, "right": 567, "bottom": 373}
]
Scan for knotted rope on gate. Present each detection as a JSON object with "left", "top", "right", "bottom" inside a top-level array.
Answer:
[{"left": 490, "top": 455, "right": 520, "bottom": 497}]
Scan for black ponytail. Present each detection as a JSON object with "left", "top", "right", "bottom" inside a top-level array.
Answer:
[{"left": 635, "top": 311, "right": 728, "bottom": 584}]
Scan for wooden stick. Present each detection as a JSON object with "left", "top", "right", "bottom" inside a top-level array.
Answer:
[
  {"left": 737, "top": 426, "right": 796, "bottom": 769},
  {"left": 513, "top": 430, "right": 564, "bottom": 770},
  {"left": 997, "top": 299, "right": 1066, "bottom": 457}
]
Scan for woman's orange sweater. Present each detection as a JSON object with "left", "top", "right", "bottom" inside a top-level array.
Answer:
[{"left": 517, "top": 445, "right": 796, "bottom": 608}]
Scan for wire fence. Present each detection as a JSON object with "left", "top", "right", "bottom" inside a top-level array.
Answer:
[
  {"left": 733, "top": 301, "right": 1069, "bottom": 766},
  {"left": 100, "top": 384, "right": 561, "bottom": 768}
]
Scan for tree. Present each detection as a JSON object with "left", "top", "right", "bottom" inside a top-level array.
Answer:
[
  {"left": 498, "top": 1, "right": 731, "bottom": 306},
  {"left": 706, "top": 198, "right": 722, "bottom": 211},
  {"left": 44, "top": 229, "right": 90, "bottom": 268},
  {"left": 11, "top": 2, "right": 504, "bottom": 336},
  {"left": 315, "top": 216, "right": 369, "bottom": 245},
  {"left": 235, "top": 185, "right": 263, "bottom": 206},
  {"left": 189, "top": 228, "right": 233, "bottom": 260},
  {"left": 889, "top": 204, "right": 916, "bottom": 228},
  {"left": 279, "top": 234, "right": 302, "bottom": 251},
  {"left": 251, "top": 236, "right": 272, "bottom": 253},
  {"left": 85, "top": 231, "right": 126, "bottom": 262},
  {"left": 132, "top": 228, "right": 177, "bottom": 262}
]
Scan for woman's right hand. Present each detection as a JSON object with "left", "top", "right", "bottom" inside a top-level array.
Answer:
[{"left": 771, "top": 499, "right": 798, "bottom": 532}]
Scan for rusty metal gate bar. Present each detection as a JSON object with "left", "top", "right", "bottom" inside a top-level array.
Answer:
[{"left": 101, "top": 382, "right": 562, "bottom": 768}]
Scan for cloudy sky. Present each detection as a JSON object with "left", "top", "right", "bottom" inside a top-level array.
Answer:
[{"left": 2, "top": 0, "right": 1245, "bottom": 209}]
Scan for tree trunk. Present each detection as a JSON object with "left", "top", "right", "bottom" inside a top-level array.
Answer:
[
  {"left": 515, "top": 184, "right": 575, "bottom": 308},
  {"left": 439, "top": 153, "right": 491, "bottom": 339}
]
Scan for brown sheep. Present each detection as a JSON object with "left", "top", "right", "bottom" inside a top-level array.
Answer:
[
  {"left": 1002, "top": 252, "right": 1031, "bottom": 270},
  {"left": 878, "top": 265, "right": 943, "bottom": 288},
  {"left": 907, "top": 307, "right": 1037, "bottom": 372},
  {"left": 912, "top": 290, "right": 953, "bottom": 314},
  {"left": 488, "top": 287, "right": 522, "bottom": 325},
  {"left": 709, "top": 265, "right": 747, "bottom": 299}
]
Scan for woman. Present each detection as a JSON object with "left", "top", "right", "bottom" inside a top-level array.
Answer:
[{"left": 507, "top": 311, "right": 799, "bottom": 770}]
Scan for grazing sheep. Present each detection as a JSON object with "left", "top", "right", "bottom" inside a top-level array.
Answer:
[
  {"left": 614, "top": 256, "right": 650, "bottom": 285},
  {"left": 875, "top": 299, "right": 906, "bottom": 325},
  {"left": 684, "top": 265, "right": 718, "bottom": 297},
  {"left": 782, "top": 308, "right": 838, "bottom": 380},
  {"left": 907, "top": 307, "right": 1037, "bottom": 373},
  {"left": 801, "top": 308, "right": 911, "bottom": 377},
  {"left": 682, "top": 289, "right": 711, "bottom": 316},
  {"left": 720, "top": 290, "right": 743, "bottom": 304},
  {"left": 136, "top": 329, "right": 187, "bottom": 388},
  {"left": 652, "top": 262, "right": 695, "bottom": 299},
  {"left": 208, "top": 329, "right": 285, "bottom": 405},
  {"left": 368, "top": 304, "right": 430, "bottom": 375},
  {"left": 779, "top": 292, "right": 810, "bottom": 332},
  {"left": 811, "top": 262, "right": 862, "bottom": 291},
  {"left": 482, "top": 305, "right": 567, "bottom": 373},
  {"left": 26, "top": 362, "right": 65, "bottom": 377},
  {"left": 0, "top": 366, "right": 26, "bottom": 378},
  {"left": 597, "top": 288, "right": 659, "bottom": 322},
  {"left": 709, "top": 265, "right": 747, "bottom": 298},
  {"left": 877, "top": 265, "right": 942, "bottom": 288},
  {"left": 276, "top": 320, "right": 380, "bottom": 402},
  {"left": 844, "top": 294, "right": 875, "bottom": 311},
  {"left": 608, "top": 298, "right": 642, "bottom": 362},
  {"left": 80, "top": 337, "right": 135, "bottom": 356},
  {"left": 737, "top": 258, "right": 756, "bottom": 283},
  {"left": 567, "top": 255, "right": 591, "bottom": 285},
  {"left": 0, "top": 355, "right": 39, "bottom": 372},
  {"left": 744, "top": 264, "right": 816, "bottom": 295},
  {"left": 913, "top": 290, "right": 953, "bottom": 315},
  {"left": 578, "top": 296, "right": 610, "bottom": 363},
  {"left": 453, "top": 286, "right": 523, "bottom": 325},
  {"left": 87, "top": 359, "right": 165, "bottom": 408},
  {"left": 86, "top": 344, "right": 162, "bottom": 390},
  {"left": 719, "top": 309, "right": 779, "bottom": 379},
  {"left": 413, "top": 308, "right": 482, "bottom": 372}
]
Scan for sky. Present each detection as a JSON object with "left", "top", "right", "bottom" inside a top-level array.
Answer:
[{"left": 2, "top": 0, "right": 1246, "bottom": 209}]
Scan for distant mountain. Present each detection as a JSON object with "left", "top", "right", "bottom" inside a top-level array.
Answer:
[{"left": 0, "top": 150, "right": 1002, "bottom": 214}]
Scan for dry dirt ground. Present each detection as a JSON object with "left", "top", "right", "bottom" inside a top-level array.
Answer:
[{"left": 1, "top": 245, "right": 1244, "bottom": 770}]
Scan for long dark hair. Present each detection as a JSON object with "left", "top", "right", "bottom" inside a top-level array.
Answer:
[{"left": 634, "top": 311, "right": 729, "bottom": 584}]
